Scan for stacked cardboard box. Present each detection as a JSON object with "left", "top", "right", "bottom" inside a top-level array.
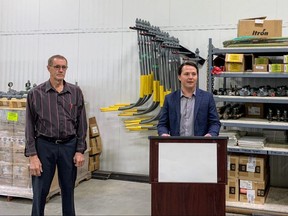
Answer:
[
  {"left": 0, "top": 101, "right": 91, "bottom": 198},
  {"left": 88, "top": 117, "right": 102, "bottom": 171},
  {"left": 0, "top": 108, "right": 59, "bottom": 199},
  {"left": 252, "top": 54, "right": 288, "bottom": 73},
  {"left": 238, "top": 155, "right": 269, "bottom": 204},
  {"left": 226, "top": 154, "right": 270, "bottom": 204},
  {"left": 226, "top": 154, "right": 239, "bottom": 202},
  {"left": 0, "top": 109, "right": 30, "bottom": 191},
  {"left": 225, "top": 54, "right": 254, "bottom": 72}
]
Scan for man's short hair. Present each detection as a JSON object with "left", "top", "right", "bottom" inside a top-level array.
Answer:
[
  {"left": 48, "top": 55, "right": 68, "bottom": 66},
  {"left": 177, "top": 61, "right": 199, "bottom": 75}
]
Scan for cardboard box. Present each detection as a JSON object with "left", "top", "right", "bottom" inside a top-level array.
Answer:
[
  {"left": 253, "top": 64, "right": 268, "bottom": 72},
  {"left": 225, "top": 54, "right": 244, "bottom": 72},
  {"left": 255, "top": 57, "right": 269, "bottom": 65},
  {"left": 238, "top": 155, "right": 268, "bottom": 181},
  {"left": 245, "top": 103, "right": 264, "bottom": 118},
  {"left": 228, "top": 155, "right": 239, "bottom": 178},
  {"left": 89, "top": 117, "right": 100, "bottom": 137},
  {"left": 269, "top": 64, "right": 284, "bottom": 72},
  {"left": 238, "top": 17, "right": 282, "bottom": 37},
  {"left": 284, "top": 64, "right": 288, "bottom": 73},
  {"left": 89, "top": 136, "right": 102, "bottom": 155},
  {"left": 225, "top": 54, "right": 254, "bottom": 72},
  {"left": 89, "top": 154, "right": 100, "bottom": 171},
  {"left": 239, "top": 178, "right": 269, "bottom": 204},
  {"left": 88, "top": 156, "right": 94, "bottom": 171},
  {"left": 284, "top": 55, "right": 288, "bottom": 63},
  {"left": 226, "top": 178, "right": 239, "bottom": 202},
  {"left": 0, "top": 162, "right": 13, "bottom": 186},
  {"left": 12, "top": 163, "right": 31, "bottom": 188}
]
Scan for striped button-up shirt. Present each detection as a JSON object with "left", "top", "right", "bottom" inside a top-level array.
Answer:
[
  {"left": 25, "top": 80, "right": 87, "bottom": 156},
  {"left": 180, "top": 91, "right": 196, "bottom": 136}
]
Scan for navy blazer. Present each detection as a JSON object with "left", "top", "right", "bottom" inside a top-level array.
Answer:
[{"left": 157, "top": 88, "right": 221, "bottom": 136}]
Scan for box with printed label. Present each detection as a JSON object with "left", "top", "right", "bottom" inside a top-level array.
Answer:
[
  {"left": 225, "top": 54, "right": 254, "bottom": 72},
  {"left": 245, "top": 103, "right": 264, "bottom": 118},
  {"left": 226, "top": 177, "right": 239, "bottom": 202},
  {"left": 238, "top": 17, "right": 282, "bottom": 37},
  {"left": 89, "top": 117, "right": 100, "bottom": 137},
  {"left": 253, "top": 64, "right": 268, "bottom": 72},
  {"left": 239, "top": 178, "right": 269, "bottom": 204},
  {"left": 225, "top": 54, "right": 244, "bottom": 72},
  {"left": 269, "top": 64, "right": 284, "bottom": 72},
  {"left": 238, "top": 155, "right": 268, "bottom": 181},
  {"left": 227, "top": 154, "right": 239, "bottom": 178}
]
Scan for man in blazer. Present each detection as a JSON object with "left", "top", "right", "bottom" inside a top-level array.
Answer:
[{"left": 157, "top": 61, "right": 221, "bottom": 137}]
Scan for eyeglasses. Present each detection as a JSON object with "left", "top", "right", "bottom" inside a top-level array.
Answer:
[{"left": 52, "top": 65, "right": 68, "bottom": 70}]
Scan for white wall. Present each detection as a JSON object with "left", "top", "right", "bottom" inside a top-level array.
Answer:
[{"left": 1, "top": 0, "right": 288, "bottom": 175}]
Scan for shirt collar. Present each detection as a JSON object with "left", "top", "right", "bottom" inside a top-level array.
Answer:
[
  {"left": 45, "top": 80, "right": 71, "bottom": 93},
  {"left": 180, "top": 89, "right": 196, "bottom": 98}
]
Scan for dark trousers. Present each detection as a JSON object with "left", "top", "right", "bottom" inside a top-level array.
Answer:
[{"left": 31, "top": 137, "right": 77, "bottom": 216}]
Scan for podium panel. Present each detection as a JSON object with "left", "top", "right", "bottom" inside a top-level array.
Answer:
[
  {"left": 149, "top": 136, "right": 228, "bottom": 216},
  {"left": 158, "top": 142, "right": 218, "bottom": 182},
  {"left": 152, "top": 183, "right": 225, "bottom": 216}
]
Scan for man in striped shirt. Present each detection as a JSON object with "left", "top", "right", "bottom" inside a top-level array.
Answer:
[{"left": 25, "top": 55, "right": 87, "bottom": 216}]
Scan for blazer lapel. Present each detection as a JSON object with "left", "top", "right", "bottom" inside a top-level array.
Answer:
[
  {"left": 174, "top": 90, "right": 181, "bottom": 129},
  {"left": 194, "top": 89, "right": 202, "bottom": 119}
]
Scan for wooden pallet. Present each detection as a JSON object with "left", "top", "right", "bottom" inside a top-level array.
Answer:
[
  {"left": 0, "top": 98, "right": 26, "bottom": 108},
  {"left": 0, "top": 185, "right": 60, "bottom": 202},
  {"left": 75, "top": 171, "right": 92, "bottom": 187}
]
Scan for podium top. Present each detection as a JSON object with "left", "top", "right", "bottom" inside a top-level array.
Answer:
[{"left": 148, "top": 136, "right": 229, "bottom": 141}]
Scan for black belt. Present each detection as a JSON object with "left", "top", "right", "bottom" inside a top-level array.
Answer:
[{"left": 38, "top": 135, "right": 76, "bottom": 144}]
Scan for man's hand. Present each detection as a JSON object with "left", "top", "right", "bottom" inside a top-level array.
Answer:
[
  {"left": 73, "top": 152, "right": 85, "bottom": 167},
  {"left": 29, "top": 155, "right": 43, "bottom": 176},
  {"left": 161, "top": 133, "right": 170, "bottom": 136}
]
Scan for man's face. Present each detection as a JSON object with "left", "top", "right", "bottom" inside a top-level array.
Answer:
[
  {"left": 178, "top": 65, "right": 198, "bottom": 91},
  {"left": 47, "top": 58, "right": 68, "bottom": 81}
]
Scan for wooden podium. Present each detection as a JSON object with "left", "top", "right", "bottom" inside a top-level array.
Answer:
[{"left": 149, "top": 136, "right": 228, "bottom": 216}]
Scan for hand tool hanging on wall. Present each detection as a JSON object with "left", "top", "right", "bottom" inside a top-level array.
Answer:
[
  {"left": 100, "top": 18, "right": 205, "bottom": 131},
  {"left": 124, "top": 30, "right": 184, "bottom": 130},
  {"left": 121, "top": 24, "right": 167, "bottom": 118},
  {"left": 123, "top": 27, "right": 165, "bottom": 130},
  {"left": 119, "top": 21, "right": 158, "bottom": 115},
  {"left": 101, "top": 19, "right": 154, "bottom": 112},
  {"left": 126, "top": 40, "right": 203, "bottom": 130},
  {"left": 123, "top": 20, "right": 205, "bottom": 131}
]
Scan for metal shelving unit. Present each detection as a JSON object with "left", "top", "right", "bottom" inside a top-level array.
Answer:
[
  {"left": 228, "top": 144, "right": 288, "bottom": 156},
  {"left": 207, "top": 38, "right": 288, "bottom": 93},
  {"left": 221, "top": 118, "right": 288, "bottom": 130},
  {"left": 207, "top": 38, "right": 288, "bottom": 214},
  {"left": 213, "top": 72, "right": 288, "bottom": 78},
  {"left": 207, "top": 38, "right": 288, "bottom": 133},
  {"left": 214, "top": 95, "right": 288, "bottom": 104}
]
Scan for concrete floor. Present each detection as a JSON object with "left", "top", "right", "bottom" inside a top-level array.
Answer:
[{"left": 0, "top": 178, "right": 246, "bottom": 216}]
